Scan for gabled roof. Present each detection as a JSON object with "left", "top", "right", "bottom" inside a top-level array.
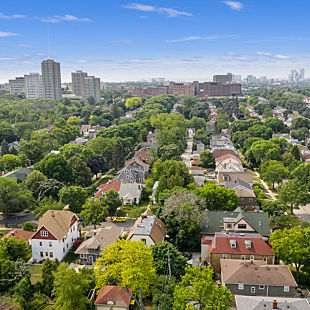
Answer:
[
  {"left": 125, "top": 157, "right": 150, "bottom": 169},
  {"left": 31, "top": 210, "right": 78, "bottom": 240},
  {"left": 221, "top": 259, "right": 297, "bottom": 287},
  {"left": 200, "top": 208, "right": 270, "bottom": 236},
  {"left": 235, "top": 296, "right": 310, "bottom": 310},
  {"left": 95, "top": 180, "right": 121, "bottom": 198},
  {"left": 225, "top": 179, "right": 252, "bottom": 190},
  {"left": 215, "top": 153, "right": 240, "bottom": 162},
  {"left": 134, "top": 148, "right": 151, "bottom": 163},
  {"left": 218, "top": 171, "right": 254, "bottom": 185},
  {"left": 94, "top": 286, "right": 131, "bottom": 306},
  {"left": 2, "top": 229, "right": 33, "bottom": 241},
  {"left": 118, "top": 183, "right": 143, "bottom": 199}
]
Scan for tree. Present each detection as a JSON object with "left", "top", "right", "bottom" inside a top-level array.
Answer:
[
  {"left": 58, "top": 186, "right": 88, "bottom": 214},
  {"left": 53, "top": 263, "right": 91, "bottom": 310},
  {"left": 34, "top": 196, "right": 64, "bottom": 218},
  {"left": 0, "top": 178, "right": 34, "bottom": 223},
  {"left": 38, "top": 179, "right": 64, "bottom": 201},
  {"left": 95, "top": 239, "right": 156, "bottom": 310},
  {"left": 35, "top": 154, "right": 71, "bottom": 183},
  {"left": 152, "top": 275, "right": 176, "bottom": 310},
  {"left": 0, "top": 237, "right": 30, "bottom": 262},
  {"left": 158, "top": 144, "right": 181, "bottom": 161},
  {"left": 100, "top": 189, "right": 122, "bottom": 217},
  {"left": 42, "top": 258, "right": 60, "bottom": 296},
  {"left": 261, "top": 200, "right": 287, "bottom": 217},
  {"left": 0, "top": 139, "right": 9, "bottom": 156},
  {"left": 0, "top": 258, "right": 14, "bottom": 292},
  {"left": 68, "top": 156, "right": 92, "bottom": 187},
  {"left": 265, "top": 117, "right": 285, "bottom": 133},
  {"left": 14, "top": 276, "right": 32, "bottom": 309},
  {"left": 24, "top": 170, "right": 47, "bottom": 199},
  {"left": 22, "top": 222, "right": 35, "bottom": 232},
  {"left": 80, "top": 198, "right": 108, "bottom": 229},
  {"left": 278, "top": 179, "right": 310, "bottom": 214},
  {"left": 260, "top": 160, "right": 288, "bottom": 189},
  {"left": 151, "top": 241, "right": 187, "bottom": 279},
  {"left": 162, "top": 191, "right": 205, "bottom": 251},
  {"left": 291, "top": 145, "right": 301, "bottom": 161},
  {"left": 20, "top": 140, "right": 45, "bottom": 164},
  {"left": 270, "top": 214, "right": 310, "bottom": 231},
  {"left": 200, "top": 150, "right": 215, "bottom": 168},
  {"left": 59, "top": 143, "right": 95, "bottom": 162},
  {"left": 173, "top": 265, "right": 232, "bottom": 310},
  {"left": 270, "top": 227, "right": 310, "bottom": 282},
  {"left": 0, "top": 154, "right": 22, "bottom": 172},
  {"left": 198, "top": 183, "right": 239, "bottom": 211},
  {"left": 125, "top": 97, "right": 142, "bottom": 110}
]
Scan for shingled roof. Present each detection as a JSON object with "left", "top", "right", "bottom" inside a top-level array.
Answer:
[
  {"left": 95, "top": 286, "right": 131, "bottom": 306},
  {"left": 200, "top": 208, "right": 270, "bottom": 236}
]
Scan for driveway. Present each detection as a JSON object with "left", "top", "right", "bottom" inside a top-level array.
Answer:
[{"left": 182, "top": 140, "right": 193, "bottom": 167}]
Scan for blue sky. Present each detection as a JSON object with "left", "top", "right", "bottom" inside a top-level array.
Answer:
[{"left": 0, "top": 0, "right": 310, "bottom": 82}]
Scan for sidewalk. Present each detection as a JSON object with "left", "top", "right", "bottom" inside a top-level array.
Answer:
[{"left": 254, "top": 171, "right": 277, "bottom": 201}]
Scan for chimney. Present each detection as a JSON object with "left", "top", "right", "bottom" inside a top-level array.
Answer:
[
  {"left": 51, "top": 211, "right": 55, "bottom": 217},
  {"left": 272, "top": 300, "right": 277, "bottom": 309}
]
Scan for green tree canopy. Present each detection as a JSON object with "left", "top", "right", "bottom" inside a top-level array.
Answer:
[
  {"left": 80, "top": 198, "right": 108, "bottom": 229},
  {"left": 200, "top": 150, "right": 215, "bottom": 168},
  {"left": 58, "top": 186, "right": 88, "bottom": 214}
]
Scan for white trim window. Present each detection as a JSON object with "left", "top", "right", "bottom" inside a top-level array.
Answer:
[
  {"left": 250, "top": 255, "right": 255, "bottom": 260},
  {"left": 40, "top": 230, "right": 48, "bottom": 237},
  {"left": 222, "top": 254, "right": 227, "bottom": 259},
  {"left": 259, "top": 285, "right": 265, "bottom": 290},
  {"left": 238, "top": 283, "right": 244, "bottom": 290},
  {"left": 251, "top": 287, "right": 256, "bottom": 293},
  {"left": 241, "top": 255, "right": 246, "bottom": 260},
  {"left": 284, "top": 286, "right": 289, "bottom": 292}
]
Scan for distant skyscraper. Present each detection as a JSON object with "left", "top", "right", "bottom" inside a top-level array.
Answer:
[
  {"left": 232, "top": 75, "right": 241, "bottom": 82},
  {"left": 213, "top": 73, "right": 232, "bottom": 83},
  {"left": 9, "top": 77, "right": 24, "bottom": 95},
  {"left": 71, "top": 70, "right": 101, "bottom": 103},
  {"left": 24, "top": 73, "right": 42, "bottom": 99},
  {"left": 300, "top": 68, "right": 305, "bottom": 80},
  {"left": 41, "top": 59, "right": 62, "bottom": 100}
]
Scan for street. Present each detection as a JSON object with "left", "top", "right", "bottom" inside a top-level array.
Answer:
[{"left": 181, "top": 140, "right": 193, "bottom": 167}]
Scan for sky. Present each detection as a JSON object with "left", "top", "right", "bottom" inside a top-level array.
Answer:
[{"left": 0, "top": 0, "right": 310, "bottom": 82}]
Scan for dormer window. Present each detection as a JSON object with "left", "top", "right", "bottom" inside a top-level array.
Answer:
[
  {"left": 245, "top": 240, "right": 252, "bottom": 249},
  {"left": 238, "top": 224, "right": 247, "bottom": 229},
  {"left": 230, "top": 240, "right": 237, "bottom": 248}
]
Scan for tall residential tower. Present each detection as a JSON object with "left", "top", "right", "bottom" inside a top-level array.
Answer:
[
  {"left": 24, "top": 73, "right": 42, "bottom": 99},
  {"left": 41, "top": 59, "right": 62, "bottom": 100}
]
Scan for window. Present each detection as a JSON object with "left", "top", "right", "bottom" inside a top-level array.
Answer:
[
  {"left": 141, "top": 238, "right": 146, "bottom": 245},
  {"left": 45, "top": 252, "right": 48, "bottom": 256},
  {"left": 284, "top": 286, "right": 289, "bottom": 292},
  {"left": 241, "top": 255, "right": 246, "bottom": 260},
  {"left": 40, "top": 251, "right": 43, "bottom": 258},
  {"left": 66, "top": 243, "right": 68, "bottom": 248},
  {"left": 63, "top": 247, "right": 65, "bottom": 253},
  {"left": 238, "top": 224, "right": 247, "bottom": 229},
  {"left": 49, "top": 242, "right": 52, "bottom": 247},
  {"left": 227, "top": 223, "right": 232, "bottom": 228},
  {"left": 222, "top": 254, "right": 227, "bottom": 259},
  {"left": 73, "top": 226, "right": 75, "bottom": 231},
  {"left": 259, "top": 285, "right": 265, "bottom": 290},
  {"left": 249, "top": 198, "right": 252, "bottom": 202},
  {"left": 263, "top": 257, "right": 267, "bottom": 263},
  {"left": 251, "top": 287, "right": 256, "bottom": 293},
  {"left": 39, "top": 242, "right": 42, "bottom": 246},
  {"left": 240, "top": 197, "right": 244, "bottom": 201},
  {"left": 40, "top": 230, "right": 48, "bottom": 237},
  {"left": 231, "top": 254, "right": 235, "bottom": 259},
  {"left": 258, "top": 221, "right": 262, "bottom": 227},
  {"left": 50, "top": 252, "right": 53, "bottom": 258},
  {"left": 250, "top": 255, "right": 255, "bottom": 260},
  {"left": 238, "top": 284, "right": 244, "bottom": 290}
]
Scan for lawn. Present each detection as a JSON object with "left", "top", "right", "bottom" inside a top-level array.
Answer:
[
  {"left": 0, "top": 230, "right": 12, "bottom": 238},
  {"left": 30, "top": 264, "right": 42, "bottom": 284},
  {"left": 63, "top": 248, "right": 79, "bottom": 263}
]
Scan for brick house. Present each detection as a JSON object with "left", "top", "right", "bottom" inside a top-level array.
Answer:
[
  {"left": 221, "top": 259, "right": 297, "bottom": 298},
  {"left": 30, "top": 210, "right": 80, "bottom": 262},
  {"left": 201, "top": 232, "right": 274, "bottom": 273}
]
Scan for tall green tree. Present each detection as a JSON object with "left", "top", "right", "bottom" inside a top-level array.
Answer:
[
  {"left": 24, "top": 170, "right": 47, "bottom": 199},
  {"left": 68, "top": 156, "right": 92, "bottom": 187},
  {"left": 0, "top": 154, "right": 22, "bottom": 172},
  {"left": 261, "top": 160, "right": 288, "bottom": 189},
  {"left": 42, "top": 258, "right": 60, "bottom": 296},
  {"left": 58, "top": 186, "right": 88, "bottom": 213},
  {"left": 200, "top": 150, "right": 215, "bottom": 168},
  {"left": 53, "top": 263, "right": 91, "bottom": 310},
  {"left": 291, "top": 145, "right": 301, "bottom": 161},
  {"left": 80, "top": 198, "right": 108, "bottom": 229},
  {"left": 0, "top": 139, "right": 9, "bottom": 156},
  {"left": 173, "top": 266, "right": 232, "bottom": 310},
  {"left": 95, "top": 239, "right": 156, "bottom": 310},
  {"left": 100, "top": 189, "right": 122, "bottom": 217}
]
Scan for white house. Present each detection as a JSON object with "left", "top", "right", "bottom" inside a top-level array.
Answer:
[
  {"left": 127, "top": 209, "right": 166, "bottom": 247},
  {"left": 30, "top": 210, "right": 80, "bottom": 262}
]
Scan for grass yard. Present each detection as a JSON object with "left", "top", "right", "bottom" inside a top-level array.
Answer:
[
  {"left": 63, "top": 248, "right": 79, "bottom": 263},
  {"left": 30, "top": 264, "right": 42, "bottom": 284},
  {"left": 0, "top": 230, "right": 12, "bottom": 238}
]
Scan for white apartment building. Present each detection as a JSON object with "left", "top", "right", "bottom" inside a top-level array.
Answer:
[
  {"left": 24, "top": 73, "right": 42, "bottom": 99},
  {"left": 30, "top": 210, "right": 80, "bottom": 262},
  {"left": 9, "top": 77, "right": 25, "bottom": 95}
]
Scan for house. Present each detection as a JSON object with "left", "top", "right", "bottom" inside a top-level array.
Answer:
[
  {"left": 216, "top": 157, "right": 244, "bottom": 172},
  {"left": 94, "top": 286, "right": 131, "bottom": 310},
  {"left": 200, "top": 207, "right": 270, "bottom": 237},
  {"left": 118, "top": 183, "right": 143, "bottom": 205},
  {"left": 235, "top": 296, "right": 310, "bottom": 310},
  {"left": 221, "top": 259, "right": 297, "bottom": 297},
  {"left": 125, "top": 158, "right": 150, "bottom": 174},
  {"left": 217, "top": 171, "right": 253, "bottom": 187},
  {"left": 75, "top": 224, "right": 123, "bottom": 264},
  {"left": 187, "top": 128, "right": 196, "bottom": 138},
  {"left": 212, "top": 149, "right": 239, "bottom": 160},
  {"left": 2, "top": 229, "right": 34, "bottom": 245},
  {"left": 80, "top": 124, "right": 91, "bottom": 137},
  {"left": 115, "top": 158, "right": 150, "bottom": 183},
  {"left": 134, "top": 148, "right": 151, "bottom": 164},
  {"left": 225, "top": 179, "right": 257, "bottom": 211},
  {"left": 201, "top": 232, "right": 274, "bottom": 273},
  {"left": 30, "top": 210, "right": 80, "bottom": 262},
  {"left": 189, "top": 166, "right": 205, "bottom": 176},
  {"left": 94, "top": 180, "right": 121, "bottom": 200},
  {"left": 194, "top": 176, "right": 205, "bottom": 188},
  {"left": 215, "top": 153, "right": 240, "bottom": 164},
  {"left": 127, "top": 209, "right": 166, "bottom": 246},
  {"left": 2, "top": 167, "right": 31, "bottom": 182}
]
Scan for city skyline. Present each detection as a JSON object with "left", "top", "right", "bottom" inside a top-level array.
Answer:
[{"left": 1, "top": 0, "right": 310, "bottom": 82}]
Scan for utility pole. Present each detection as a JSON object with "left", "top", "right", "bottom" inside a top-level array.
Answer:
[{"left": 167, "top": 248, "right": 172, "bottom": 281}]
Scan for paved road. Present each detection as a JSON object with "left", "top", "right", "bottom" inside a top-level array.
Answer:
[
  {"left": 0, "top": 211, "right": 37, "bottom": 228},
  {"left": 254, "top": 171, "right": 277, "bottom": 201},
  {"left": 182, "top": 140, "right": 193, "bottom": 167},
  {"left": 293, "top": 204, "right": 310, "bottom": 223}
]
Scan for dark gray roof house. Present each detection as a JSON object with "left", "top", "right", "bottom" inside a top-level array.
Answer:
[
  {"left": 2, "top": 167, "right": 31, "bottom": 182},
  {"left": 201, "top": 207, "right": 270, "bottom": 236}
]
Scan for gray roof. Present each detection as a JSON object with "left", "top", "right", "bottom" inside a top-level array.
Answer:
[
  {"left": 235, "top": 296, "right": 310, "bottom": 310},
  {"left": 131, "top": 215, "right": 156, "bottom": 236},
  {"left": 225, "top": 179, "right": 252, "bottom": 190},
  {"left": 118, "top": 183, "right": 143, "bottom": 199},
  {"left": 200, "top": 208, "right": 271, "bottom": 236},
  {"left": 2, "top": 167, "right": 31, "bottom": 182}
]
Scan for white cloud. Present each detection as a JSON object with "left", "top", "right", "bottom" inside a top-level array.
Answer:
[
  {"left": 75, "top": 59, "right": 88, "bottom": 63},
  {"left": 0, "top": 57, "right": 17, "bottom": 61},
  {"left": 8, "top": 44, "right": 34, "bottom": 49},
  {"left": 274, "top": 54, "right": 291, "bottom": 59},
  {"left": 0, "top": 31, "right": 20, "bottom": 37},
  {"left": 256, "top": 51, "right": 273, "bottom": 56},
  {"left": 0, "top": 13, "right": 26, "bottom": 20},
  {"left": 123, "top": 3, "right": 192, "bottom": 17},
  {"left": 39, "top": 15, "right": 91, "bottom": 23},
  {"left": 166, "top": 36, "right": 201, "bottom": 43},
  {"left": 167, "top": 34, "right": 238, "bottom": 43},
  {"left": 256, "top": 51, "right": 291, "bottom": 59},
  {"left": 130, "top": 58, "right": 160, "bottom": 64},
  {"left": 224, "top": 1, "right": 244, "bottom": 10},
  {"left": 110, "top": 40, "right": 137, "bottom": 45}
]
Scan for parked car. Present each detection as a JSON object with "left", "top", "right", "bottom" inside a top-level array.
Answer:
[{"left": 113, "top": 217, "right": 126, "bottom": 222}]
